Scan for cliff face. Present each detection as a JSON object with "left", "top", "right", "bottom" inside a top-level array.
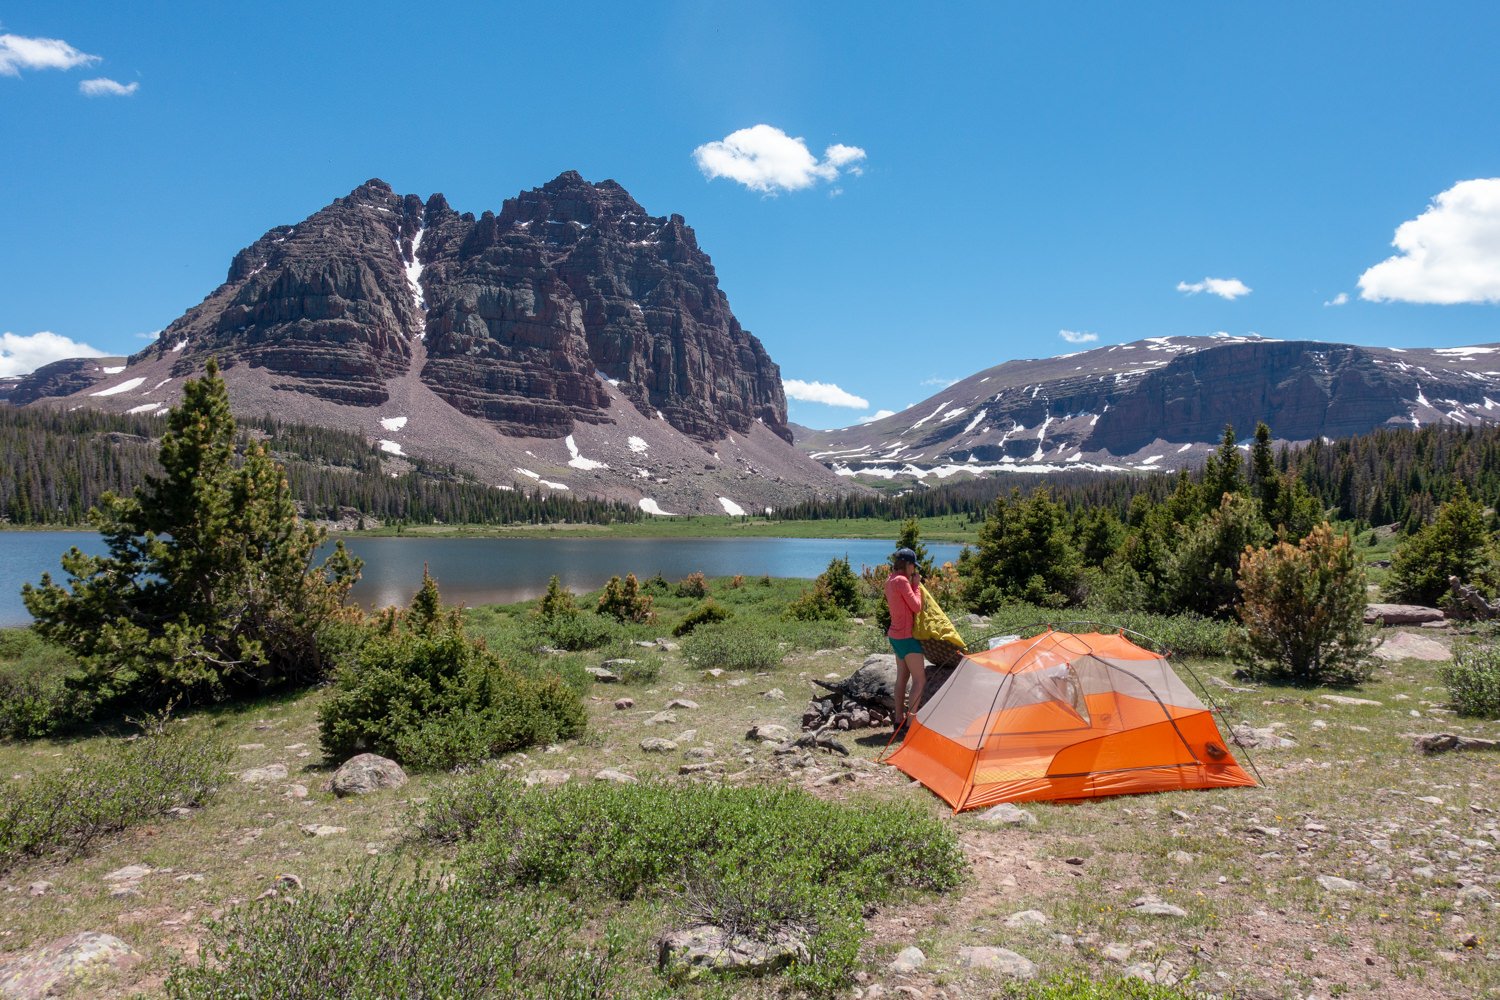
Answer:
[
  {"left": 134, "top": 173, "right": 790, "bottom": 443},
  {"left": 21, "top": 174, "right": 846, "bottom": 516},
  {"left": 797, "top": 335, "right": 1500, "bottom": 481}
]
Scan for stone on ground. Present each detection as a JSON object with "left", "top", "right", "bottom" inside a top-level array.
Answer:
[
  {"left": 657, "top": 924, "right": 808, "bottom": 982},
  {"left": 585, "top": 666, "right": 619, "bottom": 683},
  {"left": 640, "top": 738, "right": 678, "bottom": 753},
  {"left": 1004, "top": 909, "right": 1049, "bottom": 928},
  {"left": 888, "top": 946, "right": 926, "bottom": 973},
  {"left": 330, "top": 753, "right": 407, "bottom": 797},
  {"left": 645, "top": 711, "right": 678, "bottom": 726},
  {"left": 746, "top": 724, "right": 791, "bottom": 743},
  {"left": 1363, "top": 604, "right": 1444, "bottom": 625},
  {"left": 237, "top": 763, "right": 288, "bottom": 784},
  {"left": 1317, "top": 875, "right": 1361, "bottom": 894},
  {"left": 523, "top": 769, "right": 571, "bottom": 787},
  {"left": 101, "top": 865, "right": 152, "bottom": 884},
  {"left": 957, "top": 946, "right": 1036, "bottom": 979},
  {"left": 666, "top": 698, "right": 699, "bottom": 710},
  {"left": 1129, "top": 896, "right": 1187, "bottom": 917},
  {"left": 0, "top": 932, "right": 138, "bottom": 1000},
  {"left": 1319, "top": 694, "right": 1383, "bottom": 707},
  {"left": 1372, "top": 632, "right": 1451, "bottom": 662},
  {"left": 613, "top": 697, "right": 634, "bottom": 710},
  {"left": 594, "top": 769, "right": 637, "bottom": 784},
  {"left": 977, "top": 802, "right": 1037, "bottom": 827},
  {"left": 300, "top": 824, "right": 346, "bottom": 838}
]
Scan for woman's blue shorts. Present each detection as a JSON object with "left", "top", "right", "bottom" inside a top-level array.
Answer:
[{"left": 888, "top": 637, "right": 923, "bottom": 658}]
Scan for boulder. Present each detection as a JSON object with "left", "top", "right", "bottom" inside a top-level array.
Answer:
[
  {"left": 657, "top": 924, "right": 808, "bottom": 983},
  {"left": 585, "top": 666, "right": 619, "bottom": 683},
  {"left": 977, "top": 803, "right": 1037, "bottom": 827},
  {"left": 522, "top": 769, "right": 571, "bottom": 787},
  {"left": 1231, "top": 724, "right": 1296, "bottom": 749},
  {"left": 1372, "top": 632, "right": 1452, "bottom": 663},
  {"left": 594, "top": 769, "right": 637, "bottom": 784},
  {"left": 746, "top": 724, "right": 791, "bottom": 743},
  {"left": 640, "top": 738, "right": 678, "bottom": 753},
  {"left": 330, "top": 754, "right": 408, "bottom": 797},
  {"left": 1364, "top": 604, "right": 1444, "bottom": 625},
  {"left": 0, "top": 932, "right": 139, "bottom": 1000},
  {"left": 889, "top": 946, "right": 926, "bottom": 973}
]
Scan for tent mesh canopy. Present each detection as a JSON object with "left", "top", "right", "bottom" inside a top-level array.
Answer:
[{"left": 884, "top": 630, "right": 1256, "bottom": 810}]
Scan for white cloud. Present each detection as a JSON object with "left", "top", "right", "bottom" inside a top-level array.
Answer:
[
  {"left": 133, "top": 329, "right": 161, "bottom": 340},
  {"left": 1176, "top": 277, "right": 1252, "bottom": 300},
  {"left": 920, "top": 375, "right": 958, "bottom": 387},
  {"left": 1058, "top": 329, "right": 1099, "bottom": 344},
  {"left": 1357, "top": 178, "right": 1500, "bottom": 304},
  {"left": 0, "top": 32, "right": 99, "bottom": 76},
  {"left": 79, "top": 77, "right": 137, "bottom": 97},
  {"left": 0, "top": 331, "right": 105, "bottom": 378},
  {"left": 693, "top": 125, "right": 867, "bottom": 194},
  {"left": 783, "top": 378, "right": 870, "bottom": 408},
  {"left": 1324, "top": 292, "right": 1349, "bottom": 307},
  {"left": 856, "top": 409, "right": 896, "bottom": 424}
]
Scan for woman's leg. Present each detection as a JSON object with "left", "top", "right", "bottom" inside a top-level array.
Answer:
[
  {"left": 904, "top": 653, "right": 928, "bottom": 721},
  {"left": 893, "top": 656, "right": 911, "bottom": 727}
]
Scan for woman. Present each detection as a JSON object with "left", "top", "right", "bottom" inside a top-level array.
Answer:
[{"left": 884, "top": 547, "right": 926, "bottom": 732}]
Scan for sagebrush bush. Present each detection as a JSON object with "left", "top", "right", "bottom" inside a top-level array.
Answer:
[
  {"left": 414, "top": 776, "right": 964, "bottom": 995},
  {"left": 682, "top": 620, "right": 782, "bottom": 672},
  {"left": 319, "top": 574, "right": 585, "bottom": 770},
  {"left": 0, "top": 629, "right": 82, "bottom": 738},
  {"left": 1235, "top": 524, "right": 1374, "bottom": 686},
  {"left": 673, "top": 600, "right": 732, "bottom": 637},
  {"left": 1441, "top": 644, "right": 1500, "bottom": 718},
  {"left": 165, "top": 870, "right": 651, "bottom": 999},
  {"left": 0, "top": 726, "right": 230, "bottom": 873}
]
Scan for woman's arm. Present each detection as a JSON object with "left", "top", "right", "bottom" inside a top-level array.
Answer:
[{"left": 891, "top": 574, "right": 922, "bottom": 614}]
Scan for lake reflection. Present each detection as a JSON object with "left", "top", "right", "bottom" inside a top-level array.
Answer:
[{"left": 0, "top": 532, "right": 964, "bottom": 626}]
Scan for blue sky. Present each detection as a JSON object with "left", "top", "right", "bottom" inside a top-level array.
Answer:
[{"left": 3, "top": 3, "right": 1499, "bottom": 429}]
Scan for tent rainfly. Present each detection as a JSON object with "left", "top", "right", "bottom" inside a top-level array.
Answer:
[{"left": 883, "top": 630, "right": 1257, "bottom": 811}]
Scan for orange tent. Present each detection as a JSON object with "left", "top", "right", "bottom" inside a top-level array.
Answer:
[{"left": 883, "top": 630, "right": 1257, "bottom": 811}]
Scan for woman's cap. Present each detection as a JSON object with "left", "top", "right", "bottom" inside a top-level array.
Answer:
[{"left": 893, "top": 547, "right": 918, "bottom": 564}]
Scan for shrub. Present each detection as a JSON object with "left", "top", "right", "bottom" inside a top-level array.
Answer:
[
  {"left": 1162, "top": 492, "right": 1272, "bottom": 618},
  {"left": 1441, "top": 644, "right": 1500, "bottom": 718},
  {"left": 673, "top": 600, "right": 732, "bottom": 637},
  {"left": 415, "top": 777, "right": 964, "bottom": 995},
  {"left": 319, "top": 573, "right": 586, "bottom": 771},
  {"left": 541, "top": 612, "right": 620, "bottom": 651},
  {"left": 1235, "top": 523, "right": 1375, "bottom": 686},
  {"left": 596, "top": 574, "right": 655, "bottom": 623},
  {"left": 787, "top": 581, "right": 846, "bottom": 622},
  {"left": 682, "top": 621, "right": 782, "bottom": 672},
  {"left": 730, "top": 574, "right": 745, "bottom": 588},
  {"left": 534, "top": 575, "right": 578, "bottom": 621},
  {"left": 967, "top": 487, "right": 1085, "bottom": 610},
  {"left": 165, "top": 870, "right": 648, "bottom": 1000},
  {"left": 22, "top": 359, "right": 361, "bottom": 712},
  {"left": 1389, "top": 484, "right": 1500, "bottom": 605},
  {"left": 674, "top": 571, "right": 708, "bottom": 599},
  {"left": 0, "top": 726, "right": 230, "bottom": 873},
  {"left": 0, "top": 629, "right": 82, "bottom": 738},
  {"left": 641, "top": 571, "right": 671, "bottom": 594},
  {"left": 819, "top": 556, "right": 863, "bottom": 614},
  {"left": 956, "top": 603, "right": 1235, "bottom": 659}
]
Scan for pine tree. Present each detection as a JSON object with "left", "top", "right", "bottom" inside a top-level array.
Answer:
[
  {"left": 1387, "top": 484, "right": 1500, "bottom": 604},
  {"left": 896, "top": 517, "right": 937, "bottom": 578},
  {"left": 23, "top": 358, "right": 362, "bottom": 710}
]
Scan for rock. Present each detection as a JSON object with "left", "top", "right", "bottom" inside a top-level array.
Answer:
[
  {"left": 1101, "top": 942, "right": 1133, "bottom": 963},
  {"left": 703, "top": 668, "right": 724, "bottom": 679},
  {"left": 237, "top": 742, "right": 267, "bottom": 751},
  {"left": 645, "top": 711, "right": 679, "bottom": 726},
  {"left": 1231, "top": 724, "right": 1296, "bottom": 749},
  {"left": 889, "top": 946, "right": 926, "bottom": 973},
  {"left": 657, "top": 924, "right": 808, "bottom": 982},
  {"left": 284, "top": 783, "right": 309, "bottom": 799},
  {"left": 679, "top": 762, "right": 721, "bottom": 775},
  {"left": 522, "top": 769, "right": 571, "bottom": 787},
  {"left": 0, "top": 932, "right": 139, "bottom": 999},
  {"left": 585, "top": 666, "right": 619, "bottom": 683},
  {"left": 1317, "top": 875, "right": 1361, "bottom": 894},
  {"left": 962, "top": 613, "right": 991, "bottom": 626},
  {"left": 957, "top": 946, "right": 1036, "bottom": 979},
  {"left": 1130, "top": 897, "right": 1188, "bottom": 917},
  {"left": 977, "top": 802, "right": 1038, "bottom": 827},
  {"left": 613, "top": 698, "right": 635, "bottom": 710},
  {"left": 26, "top": 882, "right": 52, "bottom": 898},
  {"left": 102, "top": 865, "right": 152, "bottom": 883},
  {"left": 746, "top": 724, "right": 791, "bottom": 743},
  {"left": 666, "top": 698, "right": 699, "bottom": 710},
  {"left": 237, "top": 763, "right": 289, "bottom": 784},
  {"left": 1004, "top": 909, "right": 1050, "bottom": 928},
  {"left": 1364, "top": 604, "right": 1445, "bottom": 625},
  {"left": 640, "top": 738, "right": 678, "bottom": 753},
  {"left": 1413, "top": 733, "right": 1500, "bottom": 754},
  {"left": 300, "top": 824, "right": 347, "bottom": 838},
  {"left": 1168, "top": 850, "right": 1193, "bottom": 865},
  {"left": 1372, "top": 632, "right": 1452, "bottom": 663},
  {"left": 1319, "top": 694, "right": 1383, "bottom": 707},
  {"left": 674, "top": 729, "right": 699, "bottom": 744},
  {"left": 330, "top": 753, "right": 407, "bottom": 797},
  {"left": 762, "top": 688, "right": 786, "bottom": 701},
  {"left": 684, "top": 746, "right": 716, "bottom": 760},
  {"left": 600, "top": 658, "right": 637, "bottom": 670},
  {"left": 594, "top": 769, "right": 637, "bottom": 784}
]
